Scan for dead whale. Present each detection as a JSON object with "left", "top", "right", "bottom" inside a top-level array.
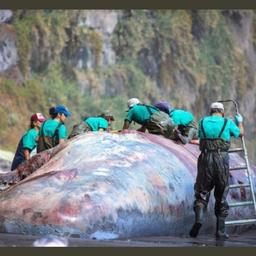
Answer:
[{"left": 0, "top": 131, "right": 255, "bottom": 239}]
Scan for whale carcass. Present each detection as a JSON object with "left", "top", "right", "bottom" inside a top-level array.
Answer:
[{"left": 0, "top": 131, "right": 255, "bottom": 239}]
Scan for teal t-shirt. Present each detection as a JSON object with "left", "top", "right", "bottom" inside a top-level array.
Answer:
[
  {"left": 198, "top": 115, "right": 240, "bottom": 142},
  {"left": 85, "top": 117, "right": 108, "bottom": 131},
  {"left": 125, "top": 104, "right": 159, "bottom": 125},
  {"left": 40, "top": 119, "right": 67, "bottom": 139},
  {"left": 169, "top": 109, "right": 194, "bottom": 126},
  {"left": 22, "top": 128, "right": 39, "bottom": 151}
]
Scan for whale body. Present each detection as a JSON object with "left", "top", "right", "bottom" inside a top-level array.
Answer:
[{"left": 0, "top": 131, "right": 255, "bottom": 239}]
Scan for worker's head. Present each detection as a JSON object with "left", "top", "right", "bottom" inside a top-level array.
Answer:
[
  {"left": 210, "top": 102, "right": 224, "bottom": 116},
  {"left": 127, "top": 98, "right": 140, "bottom": 109},
  {"left": 154, "top": 101, "right": 172, "bottom": 114},
  {"left": 99, "top": 111, "right": 115, "bottom": 122},
  {"left": 99, "top": 111, "right": 115, "bottom": 131},
  {"left": 30, "top": 113, "right": 46, "bottom": 128},
  {"left": 49, "top": 107, "right": 56, "bottom": 119},
  {"left": 55, "top": 105, "right": 71, "bottom": 122}
]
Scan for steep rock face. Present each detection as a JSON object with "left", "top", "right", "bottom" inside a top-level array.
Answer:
[
  {"left": 80, "top": 10, "right": 118, "bottom": 67},
  {"left": 0, "top": 10, "right": 12, "bottom": 24},
  {"left": 0, "top": 10, "right": 256, "bottom": 161},
  {"left": 0, "top": 25, "right": 18, "bottom": 73},
  {"left": 221, "top": 10, "right": 256, "bottom": 134},
  {"left": 62, "top": 10, "right": 118, "bottom": 70}
]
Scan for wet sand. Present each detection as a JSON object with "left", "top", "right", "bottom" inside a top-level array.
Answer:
[{"left": 0, "top": 229, "right": 255, "bottom": 247}]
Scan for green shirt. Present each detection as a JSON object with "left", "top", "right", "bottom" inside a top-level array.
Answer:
[
  {"left": 22, "top": 128, "right": 38, "bottom": 151},
  {"left": 169, "top": 109, "right": 194, "bottom": 126},
  {"left": 125, "top": 104, "right": 159, "bottom": 125},
  {"left": 40, "top": 119, "right": 67, "bottom": 139},
  {"left": 85, "top": 117, "right": 108, "bottom": 131},
  {"left": 198, "top": 115, "right": 240, "bottom": 142}
]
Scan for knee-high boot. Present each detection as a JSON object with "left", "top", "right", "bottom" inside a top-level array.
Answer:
[
  {"left": 189, "top": 206, "right": 204, "bottom": 238},
  {"left": 216, "top": 217, "right": 229, "bottom": 239}
]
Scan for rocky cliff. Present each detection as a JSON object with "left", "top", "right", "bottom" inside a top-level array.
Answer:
[{"left": 0, "top": 10, "right": 255, "bottom": 161}]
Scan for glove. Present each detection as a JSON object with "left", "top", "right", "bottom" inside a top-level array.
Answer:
[{"left": 235, "top": 114, "right": 243, "bottom": 123}]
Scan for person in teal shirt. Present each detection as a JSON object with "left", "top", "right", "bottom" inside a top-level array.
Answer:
[
  {"left": 123, "top": 98, "right": 175, "bottom": 138},
  {"left": 37, "top": 105, "right": 71, "bottom": 153},
  {"left": 68, "top": 111, "right": 115, "bottom": 139},
  {"left": 189, "top": 102, "right": 244, "bottom": 240},
  {"left": 154, "top": 101, "right": 198, "bottom": 144},
  {"left": 11, "top": 113, "right": 46, "bottom": 171},
  {"left": 85, "top": 117, "right": 109, "bottom": 131}
]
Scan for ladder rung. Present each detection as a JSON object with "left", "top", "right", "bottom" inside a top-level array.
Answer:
[
  {"left": 229, "top": 201, "right": 254, "bottom": 207},
  {"left": 229, "top": 166, "right": 247, "bottom": 171},
  {"left": 225, "top": 219, "right": 256, "bottom": 226},
  {"left": 229, "top": 183, "right": 250, "bottom": 189},
  {"left": 228, "top": 148, "right": 244, "bottom": 153}
]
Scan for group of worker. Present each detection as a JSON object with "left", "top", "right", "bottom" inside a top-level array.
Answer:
[{"left": 10, "top": 98, "right": 244, "bottom": 240}]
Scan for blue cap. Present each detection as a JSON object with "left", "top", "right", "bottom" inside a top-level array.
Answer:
[{"left": 55, "top": 105, "right": 71, "bottom": 117}]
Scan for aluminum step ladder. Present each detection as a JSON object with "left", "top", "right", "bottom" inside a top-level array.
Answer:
[{"left": 218, "top": 99, "right": 256, "bottom": 226}]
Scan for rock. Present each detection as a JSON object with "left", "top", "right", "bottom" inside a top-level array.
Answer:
[
  {"left": 0, "top": 25, "right": 18, "bottom": 73},
  {"left": 0, "top": 149, "right": 13, "bottom": 174},
  {"left": 0, "top": 10, "right": 13, "bottom": 24}
]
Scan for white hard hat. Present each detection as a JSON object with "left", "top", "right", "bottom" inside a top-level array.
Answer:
[
  {"left": 210, "top": 102, "right": 224, "bottom": 111},
  {"left": 127, "top": 98, "right": 140, "bottom": 108}
]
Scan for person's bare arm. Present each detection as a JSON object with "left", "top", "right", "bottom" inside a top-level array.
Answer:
[
  {"left": 235, "top": 114, "right": 244, "bottom": 137},
  {"left": 23, "top": 149, "right": 30, "bottom": 160},
  {"left": 137, "top": 126, "right": 146, "bottom": 132},
  {"left": 59, "top": 139, "right": 66, "bottom": 145},
  {"left": 123, "top": 120, "right": 130, "bottom": 130},
  {"left": 238, "top": 123, "right": 244, "bottom": 137}
]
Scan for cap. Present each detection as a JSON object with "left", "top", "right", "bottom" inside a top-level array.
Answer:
[
  {"left": 99, "top": 111, "right": 115, "bottom": 121},
  {"left": 30, "top": 113, "right": 46, "bottom": 122},
  {"left": 210, "top": 102, "right": 224, "bottom": 111},
  {"left": 127, "top": 98, "right": 140, "bottom": 109},
  {"left": 55, "top": 105, "right": 71, "bottom": 117},
  {"left": 154, "top": 101, "right": 171, "bottom": 114}
]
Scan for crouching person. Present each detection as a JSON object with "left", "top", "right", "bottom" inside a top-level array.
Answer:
[
  {"left": 122, "top": 98, "right": 175, "bottom": 139},
  {"left": 68, "top": 111, "right": 115, "bottom": 139},
  {"left": 154, "top": 100, "right": 198, "bottom": 144}
]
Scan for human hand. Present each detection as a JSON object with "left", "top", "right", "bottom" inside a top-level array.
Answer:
[{"left": 235, "top": 114, "right": 243, "bottom": 123}]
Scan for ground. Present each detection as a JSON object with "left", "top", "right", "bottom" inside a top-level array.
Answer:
[{"left": 0, "top": 229, "right": 255, "bottom": 247}]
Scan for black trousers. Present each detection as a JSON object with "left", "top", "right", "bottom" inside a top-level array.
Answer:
[{"left": 193, "top": 151, "right": 230, "bottom": 218}]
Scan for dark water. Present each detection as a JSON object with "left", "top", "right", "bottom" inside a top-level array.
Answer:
[{"left": 0, "top": 229, "right": 255, "bottom": 247}]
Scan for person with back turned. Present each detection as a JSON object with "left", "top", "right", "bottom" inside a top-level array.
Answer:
[{"left": 189, "top": 102, "right": 244, "bottom": 240}]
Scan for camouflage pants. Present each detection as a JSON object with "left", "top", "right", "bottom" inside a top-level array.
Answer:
[
  {"left": 68, "top": 122, "right": 91, "bottom": 139},
  {"left": 145, "top": 111, "right": 176, "bottom": 139},
  {"left": 178, "top": 120, "right": 198, "bottom": 141}
]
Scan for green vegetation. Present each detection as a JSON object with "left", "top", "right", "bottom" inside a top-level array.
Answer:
[{"left": 1, "top": 10, "right": 256, "bottom": 162}]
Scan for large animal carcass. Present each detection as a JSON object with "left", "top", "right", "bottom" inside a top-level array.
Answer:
[{"left": 0, "top": 131, "right": 255, "bottom": 239}]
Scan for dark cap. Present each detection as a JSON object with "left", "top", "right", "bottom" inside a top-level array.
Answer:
[{"left": 154, "top": 101, "right": 172, "bottom": 114}]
